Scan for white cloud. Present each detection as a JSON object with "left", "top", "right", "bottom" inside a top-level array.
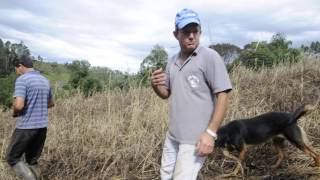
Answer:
[{"left": 0, "top": 0, "right": 319, "bottom": 73}]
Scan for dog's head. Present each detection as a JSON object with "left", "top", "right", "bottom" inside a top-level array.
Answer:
[
  {"left": 215, "top": 122, "right": 241, "bottom": 151},
  {"left": 215, "top": 127, "right": 230, "bottom": 149}
]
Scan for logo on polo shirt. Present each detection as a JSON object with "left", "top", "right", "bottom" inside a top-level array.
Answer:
[{"left": 187, "top": 75, "right": 200, "bottom": 88}]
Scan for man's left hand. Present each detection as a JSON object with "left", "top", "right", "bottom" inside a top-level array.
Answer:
[
  {"left": 12, "top": 110, "right": 20, "bottom": 117},
  {"left": 196, "top": 132, "right": 215, "bottom": 156}
]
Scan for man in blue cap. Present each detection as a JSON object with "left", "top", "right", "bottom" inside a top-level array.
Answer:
[{"left": 151, "top": 8, "right": 232, "bottom": 179}]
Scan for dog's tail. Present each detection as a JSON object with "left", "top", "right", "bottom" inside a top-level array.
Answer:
[{"left": 289, "top": 104, "right": 315, "bottom": 124}]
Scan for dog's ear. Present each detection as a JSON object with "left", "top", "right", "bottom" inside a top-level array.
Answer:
[
  {"left": 233, "top": 136, "right": 244, "bottom": 152},
  {"left": 215, "top": 133, "right": 223, "bottom": 147}
]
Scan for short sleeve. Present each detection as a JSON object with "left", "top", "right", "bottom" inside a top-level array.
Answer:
[
  {"left": 14, "top": 77, "right": 26, "bottom": 98},
  {"left": 205, "top": 51, "right": 232, "bottom": 93}
]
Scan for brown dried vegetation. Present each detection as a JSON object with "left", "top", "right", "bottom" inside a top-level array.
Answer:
[{"left": 1, "top": 57, "right": 320, "bottom": 179}]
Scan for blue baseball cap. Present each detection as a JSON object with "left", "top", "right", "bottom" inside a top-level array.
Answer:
[{"left": 175, "top": 8, "right": 201, "bottom": 29}]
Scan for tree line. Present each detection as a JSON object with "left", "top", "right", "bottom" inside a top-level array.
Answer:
[
  {"left": 140, "top": 33, "right": 319, "bottom": 74},
  {"left": 0, "top": 39, "right": 137, "bottom": 109},
  {"left": 1, "top": 34, "right": 319, "bottom": 109}
]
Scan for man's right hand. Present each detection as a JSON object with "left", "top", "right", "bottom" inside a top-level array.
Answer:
[
  {"left": 150, "top": 68, "right": 170, "bottom": 99},
  {"left": 151, "top": 68, "right": 166, "bottom": 86}
]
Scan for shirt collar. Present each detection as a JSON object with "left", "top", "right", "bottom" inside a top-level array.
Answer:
[
  {"left": 174, "top": 45, "right": 202, "bottom": 68},
  {"left": 24, "top": 70, "right": 39, "bottom": 75}
]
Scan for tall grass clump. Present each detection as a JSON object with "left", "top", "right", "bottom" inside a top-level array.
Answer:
[{"left": 1, "top": 56, "right": 320, "bottom": 179}]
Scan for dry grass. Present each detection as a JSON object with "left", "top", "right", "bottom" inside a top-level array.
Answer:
[{"left": 1, "top": 57, "right": 320, "bottom": 179}]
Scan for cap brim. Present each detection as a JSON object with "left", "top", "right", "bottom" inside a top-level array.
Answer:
[{"left": 177, "top": 18, "right": 200, "bottom": 29}]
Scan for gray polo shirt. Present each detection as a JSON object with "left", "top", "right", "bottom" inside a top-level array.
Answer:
[{"left": 165, "top": 45, "right": 232, "bottom": 144}]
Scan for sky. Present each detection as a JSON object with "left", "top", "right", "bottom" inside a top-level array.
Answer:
[{"left": 0, "top": 0, "right": 319, "bottom": 73}]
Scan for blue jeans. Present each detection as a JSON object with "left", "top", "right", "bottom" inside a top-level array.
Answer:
[{"left": 160, "top": 133, "right": 205, "bottom": 180}]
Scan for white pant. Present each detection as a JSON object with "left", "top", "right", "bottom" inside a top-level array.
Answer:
[{"left": 160, "top": 133, "right": 205, "bottom": 180}]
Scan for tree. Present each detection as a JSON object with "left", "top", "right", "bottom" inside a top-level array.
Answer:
[
  {"left": 0, "top": 39, "right": 35, "bottom": 109},
  {"left": 300, "top": 41, "right": 320, "bottom": 54},
  {"left": 67, "top": 60, "right": 102, "bottom": 97},
  {"left": 268, "top": 33, "right": 294, "bottom": 64},
  {"left": 310, "top": 41, "right": 320, "bottom": 53},
  {"left": 209, "top": 43, "right": 242, "bottom": 64},
  {"left": 67, "top": 60, "right": 90, "bottom": 88},
  {"left": 300, "top": 44, "right": 309, "bottom": 52},
  {"left": 38, "top": 55, "right": 44, "bottom": 62},
  {"left": 139, "top": 44, "right": 168, "bottom": 84},
  {"left": 0, "top": 40, "right": 13, "bottom": 77},
  {"left": 82, "top": 77, "right": 102, "bottom": 97},
  {"left": 238, "top": 42, "right": 275, "bottom": 69},
  {"left": 140, "top": 44, "right": 168, "bottom": 72},
  {"left": 0, "top": 74, "right": 15, "bottom": 110},
  {"left": 236, "top": 33, "right": 300, "bottom": 69},
  {"left": 0, "top": 40, "right": 32, "bottom": 77}
]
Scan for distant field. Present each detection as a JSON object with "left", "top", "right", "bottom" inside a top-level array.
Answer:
[{"left": 1, "top": 57, "right": 320, "bottom": 179}]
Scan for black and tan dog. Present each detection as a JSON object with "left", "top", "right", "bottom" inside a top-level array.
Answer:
[{"left": 215, "top": 104, "right": 320, "bottom": 177}]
